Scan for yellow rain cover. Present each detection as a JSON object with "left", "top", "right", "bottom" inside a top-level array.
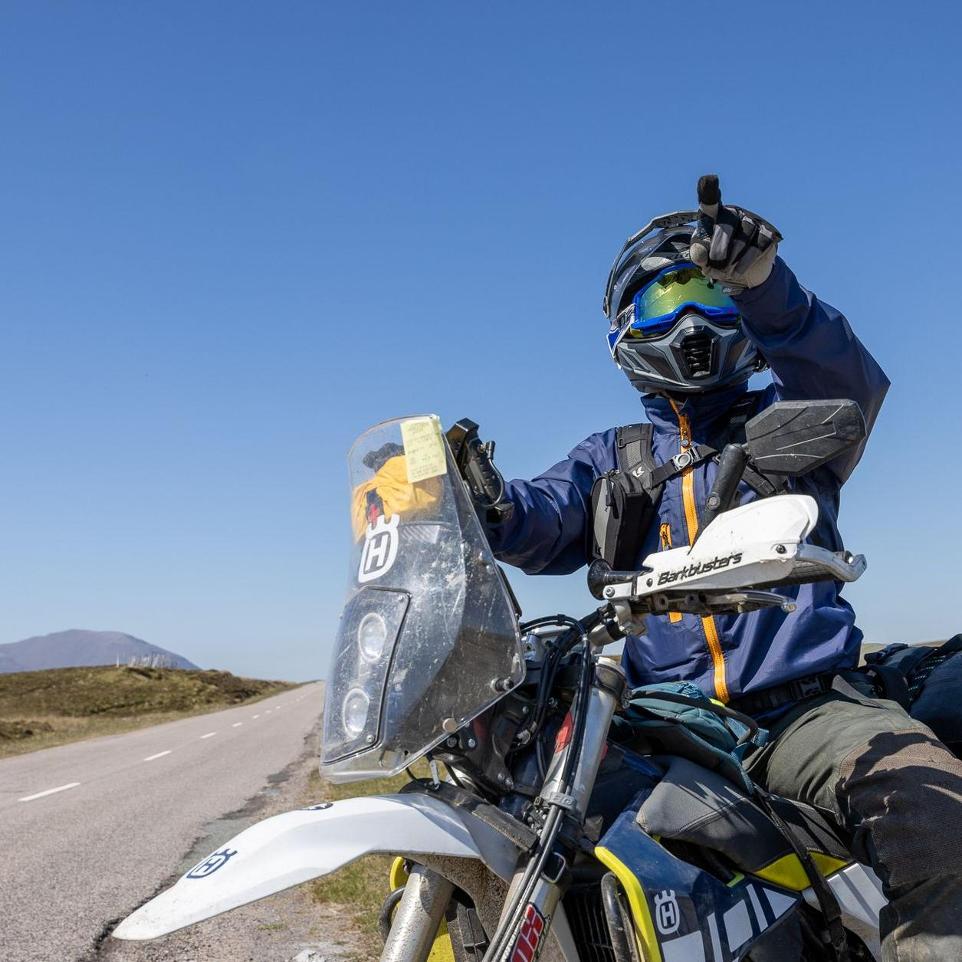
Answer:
[{"left": 351, "top": 455, "right": 443, "bottom": 540}]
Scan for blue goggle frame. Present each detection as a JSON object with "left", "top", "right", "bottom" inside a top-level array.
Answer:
[{"left": 607, "top": 264, "right": 741, "bottom": 355}]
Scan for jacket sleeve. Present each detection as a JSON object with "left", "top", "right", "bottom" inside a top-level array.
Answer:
[
  {"left": 483, "top": 430, "right": 616, "bottom": 576},
  {"left": 733, "top": 257, "right": 890, "bottom": 484}
]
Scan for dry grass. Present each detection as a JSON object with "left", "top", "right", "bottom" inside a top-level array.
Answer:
[{"left": 0, "top": 665, "right": 297, "bottom": 758}]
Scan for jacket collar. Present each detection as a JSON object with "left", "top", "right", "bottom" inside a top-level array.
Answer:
[{"left": 641, "top": 383, "right": 749, "bottom": 438}]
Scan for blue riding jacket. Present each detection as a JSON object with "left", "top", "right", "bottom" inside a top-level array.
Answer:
[{"left": 486, "top": 259, "right": 889, "bottom": 701}]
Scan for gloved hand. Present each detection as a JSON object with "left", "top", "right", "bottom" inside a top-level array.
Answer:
[
  {"left": 446, "top": 418, "right": 514, "bottom": 525},
  {"left": 689, "top": 174, "right": 783, "bottom": 291},
  {"left": 351, "top": 445, "right": 443, "bottom": 540}
]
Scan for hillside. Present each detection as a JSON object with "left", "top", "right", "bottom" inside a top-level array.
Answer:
[
  {"left": 0, "top": 665, "right": 296, "bottom": 758},
  {"left": 0, "top": 629, "right": 197, "bottom": 674}
]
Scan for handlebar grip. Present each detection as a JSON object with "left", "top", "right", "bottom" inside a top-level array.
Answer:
[{"left": 587, "top": 560, "right": 638, "bottom": 599}]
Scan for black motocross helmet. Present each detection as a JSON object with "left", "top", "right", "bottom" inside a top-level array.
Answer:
[{"left": 603, "top": 211, "right": 765, "bottom": 395}]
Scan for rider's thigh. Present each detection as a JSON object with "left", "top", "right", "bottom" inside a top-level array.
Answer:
[
  {"left": 745, "top": 686, "right": 962, "bottom": 890},
  {"left": 745, "top": 687, "right": 931, "bottom": 819}
]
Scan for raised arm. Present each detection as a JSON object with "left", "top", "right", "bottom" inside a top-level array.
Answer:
[
  {"left": 688, "top": 174, "right": 889, "bottom": 485},
  {"left": 734, "top": 258, "right": 890, "bottom": 483}
]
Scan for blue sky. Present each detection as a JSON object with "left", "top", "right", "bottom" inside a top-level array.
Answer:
[{"left": 1, "top": 2, "right": 960, "bottom": 680}]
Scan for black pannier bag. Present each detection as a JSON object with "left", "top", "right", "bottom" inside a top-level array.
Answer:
[{"left": 863, "top": 634, "right": 962, "bottom": 753}]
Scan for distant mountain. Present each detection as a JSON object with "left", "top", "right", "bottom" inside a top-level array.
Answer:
[{"left": 0, "top": 630, "right": 198, "bottom": 674}]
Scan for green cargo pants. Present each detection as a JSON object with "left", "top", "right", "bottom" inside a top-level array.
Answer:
[{"left": 745, "top": 680, "right": 962, "bottom": 962}]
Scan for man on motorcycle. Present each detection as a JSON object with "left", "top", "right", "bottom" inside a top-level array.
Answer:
[
  {"left": 481, "top": 178, "right": 962, "bottom": 962},
  {"left": 362, "top": 177, "right": 962, "bottom": 960}
]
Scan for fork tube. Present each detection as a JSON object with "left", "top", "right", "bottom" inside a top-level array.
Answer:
[
  {"left": 495, "top": 658, "right": 626, "bottom": 961},
  {"left": 380, "top": 865, "right": 454, "bottom": 962},
  {"left": 565, "top": 659, "right": 626, "bottom": 817},
  {"left": 541, "top": 658, "right": 626, "bottom": 819}
]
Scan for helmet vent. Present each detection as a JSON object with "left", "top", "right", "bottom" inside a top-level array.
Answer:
[{"left": 681, "top": 330, "right": 714, "bottom": 379}]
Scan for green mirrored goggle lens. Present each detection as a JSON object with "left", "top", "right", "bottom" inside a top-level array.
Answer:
[{"left": 633, "top": 266, "right": 737, "bottom": 325}]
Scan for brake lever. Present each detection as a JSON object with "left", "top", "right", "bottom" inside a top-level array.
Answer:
[{"left": 648, "top": 589, "right": 795, "bottom": 616}]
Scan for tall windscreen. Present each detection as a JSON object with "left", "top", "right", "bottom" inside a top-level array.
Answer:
[{"left": 321, "top": 415, "right": 523, "bottom": 782}]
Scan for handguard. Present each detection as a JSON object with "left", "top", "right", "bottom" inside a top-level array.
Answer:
[{"left": 597, "top": 495, "right": 865, "bottom": 606}]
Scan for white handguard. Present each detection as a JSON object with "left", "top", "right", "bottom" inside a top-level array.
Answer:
[{"left": 604, "top": 495, "right": 864, "bottom": 603}]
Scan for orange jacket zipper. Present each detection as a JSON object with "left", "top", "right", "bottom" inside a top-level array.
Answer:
[
  {"left": 660, "top": 523, "right": 683, "bottom": 624},
  {"left": 668, "top": 400, "right": 730, "bottom": 703}
]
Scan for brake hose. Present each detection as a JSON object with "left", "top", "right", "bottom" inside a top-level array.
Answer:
[{"left": 481, "top": 618, "right": 595, "bottom": 961}]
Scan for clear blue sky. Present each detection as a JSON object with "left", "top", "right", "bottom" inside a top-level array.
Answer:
[{"left": 1, "top": 2, "right": 959, "bottom": 680}]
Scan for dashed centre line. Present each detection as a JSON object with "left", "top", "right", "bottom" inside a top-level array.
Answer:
[
  {"left": 19, "top": 782, "right": 81, "bottom": 803},
  {"left": 143, "top": 751, "right": 172, "bottom": 762},
  {"left": 200, "top": 732, "right": 217, "bottom": 739}
]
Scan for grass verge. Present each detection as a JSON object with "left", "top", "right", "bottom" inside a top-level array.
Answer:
[{"left": 0, "top": 665, "right": 298, "bottom": 758}]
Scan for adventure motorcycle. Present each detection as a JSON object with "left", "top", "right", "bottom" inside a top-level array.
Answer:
[{"left": 115, "top": 400, "right": 888, "bottom": 961}]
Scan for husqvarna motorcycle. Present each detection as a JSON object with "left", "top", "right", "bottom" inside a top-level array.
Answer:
[{"left": 115, "top": 401, "right": 888, "bottom": 961}]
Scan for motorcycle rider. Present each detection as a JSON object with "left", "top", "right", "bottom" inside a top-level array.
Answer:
[{"left": 362, "top": 177, "right": 962, "bottom": 960}]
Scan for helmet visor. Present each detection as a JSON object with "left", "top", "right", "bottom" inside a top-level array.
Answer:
[{"left": 607, "top": 264, "right": 740, "bottom": 353}]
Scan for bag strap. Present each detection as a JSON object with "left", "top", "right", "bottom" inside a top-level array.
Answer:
[
  {"left": 611, "top": 391, "right": 777, "bottom": 505},
  {"left": 861, "top": 664, "right": 914, "bottom": 710},
  {"left": 614, "top": 422, "right": 656, "bottom": 480},
  {"left": 752, "top": 787, "right": 851, "bottom": 962}
]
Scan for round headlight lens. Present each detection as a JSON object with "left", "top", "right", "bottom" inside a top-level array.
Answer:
[
  {"left": 342, "top": 688, "right": 370, "bottom": 736},
  {"left": 357, "top": 611, "right": 388, "bottom": 662}
]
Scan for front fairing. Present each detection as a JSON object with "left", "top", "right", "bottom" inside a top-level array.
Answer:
[{"left": 321, "top": 415, "right": 524, "bottom": 782}]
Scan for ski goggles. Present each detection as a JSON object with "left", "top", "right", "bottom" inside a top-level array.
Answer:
[{"left": 607, "top": 264, "right": 741, "bottom": 353}]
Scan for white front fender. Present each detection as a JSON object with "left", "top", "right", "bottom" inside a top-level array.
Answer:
[{"left": 114, "top": 793, "right": 520, "bottom": 941}]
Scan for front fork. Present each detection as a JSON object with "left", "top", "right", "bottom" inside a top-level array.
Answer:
[
  {"left": 380, "top": 864, "right": 455, "bottom": 962},
  {"left": 381, "top": 657, "right": 625, "bottom": 962},
  {"left": 500, "top": 657, "right": 626, "bottom": 960}
]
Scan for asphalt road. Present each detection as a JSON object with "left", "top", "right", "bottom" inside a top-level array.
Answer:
[{"left": 0, "top": 682, "right": 324, "bottom": 962}]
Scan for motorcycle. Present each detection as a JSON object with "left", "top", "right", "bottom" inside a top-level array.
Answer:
[{"left": 114, "top": 399, "right": 887, "bottom": 961}]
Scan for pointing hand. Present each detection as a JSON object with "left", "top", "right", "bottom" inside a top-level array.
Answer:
[{"left": 689, "top": 175, "right": 782, "bottom": 291}]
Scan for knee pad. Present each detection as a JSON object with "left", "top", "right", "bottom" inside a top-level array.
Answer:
[{"left": 838, "top": 730, "right": 962, "bottom": 889}]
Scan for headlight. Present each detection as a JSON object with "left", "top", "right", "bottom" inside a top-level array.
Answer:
[
  {"left": 322, "top": 586, "right": 408, "bottom": 767},
  {"left": 357, "top": 612, "right": 388, "bottom": 662},
  {"left": 342, "top": 688, "right": 370, "bottom": 736}
]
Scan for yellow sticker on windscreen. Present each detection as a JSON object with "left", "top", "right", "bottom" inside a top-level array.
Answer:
[{"left": 401, "top": 416, "right": 447, "bottom": 483}]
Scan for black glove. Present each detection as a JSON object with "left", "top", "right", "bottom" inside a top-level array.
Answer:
[
  {"left": 689, "top": 174, "right": 783, "bottom": 291},
  {"left": 446, "top": 418, "right": 514, "bottom": 525}
]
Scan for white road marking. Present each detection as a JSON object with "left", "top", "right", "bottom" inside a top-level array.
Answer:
[
  {"left": 253, "top": 714, "right": 261, "bottom": 719},
  {"left": 200, "top": 732, "right": 217, "bottom": 739},
  {"left": 19, "top": 782, "right": 81, "bottom": 802},
  {"left": 231, "top": 722, "right": 243, "bottom": 728},
  {"left": 143, "top": 750, "right": 172, "bottom": 762}
]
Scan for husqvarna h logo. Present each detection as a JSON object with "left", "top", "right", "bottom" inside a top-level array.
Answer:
[
  {"left": 358, "top": 515, "right": 399, "bottom": 583},
  {"left": 654, "top": 890, "right": 680, "bottom": 935},
  {"left": 186, "top": 847, "right": 237, "bottom": 880}
]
